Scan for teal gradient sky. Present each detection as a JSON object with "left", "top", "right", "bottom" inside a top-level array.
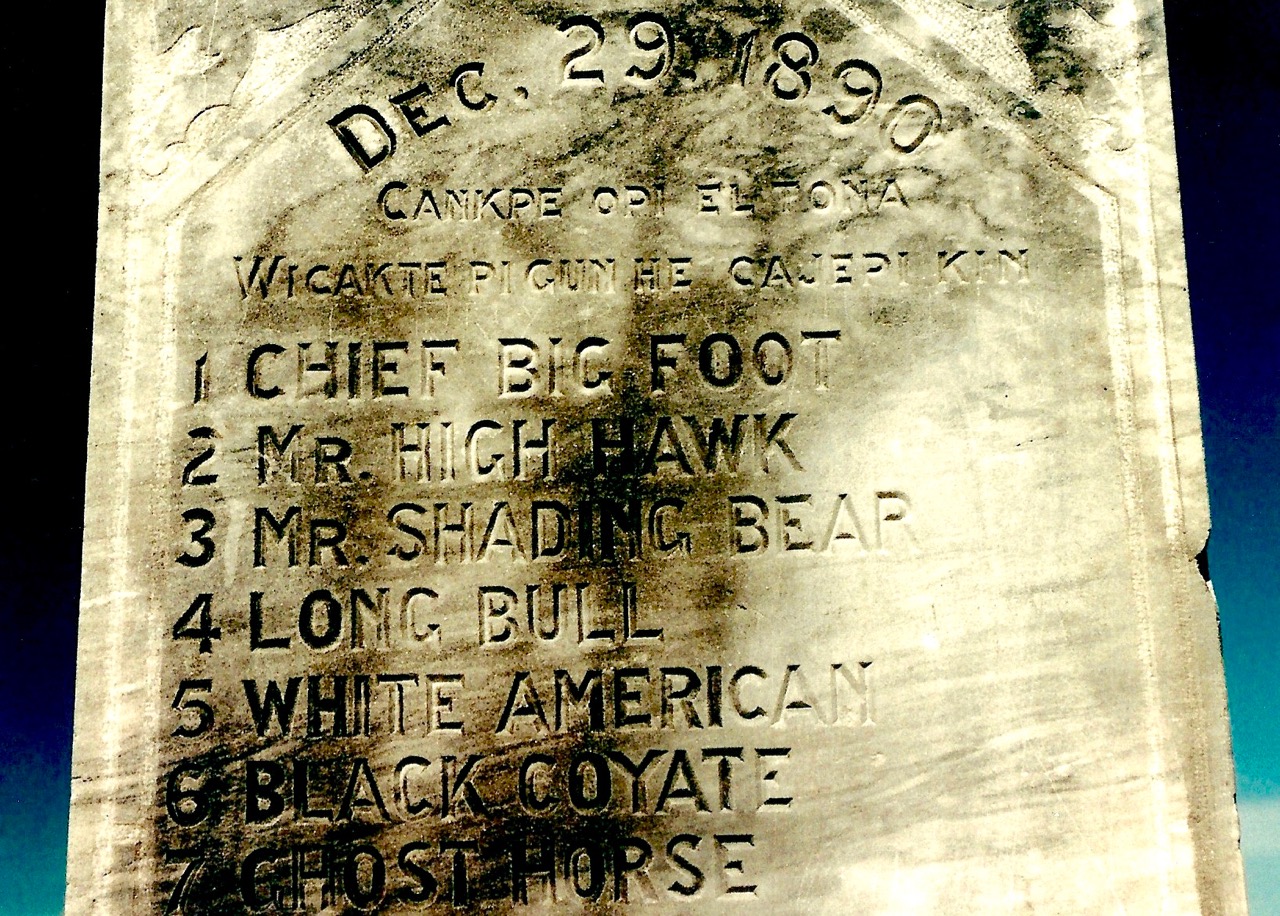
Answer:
[
  {"left": 0, "top": 3, "right": 1275, "bottom": 914},
  {"left": 1167, "top": 1, "right": 1280, "bottom": 909}
]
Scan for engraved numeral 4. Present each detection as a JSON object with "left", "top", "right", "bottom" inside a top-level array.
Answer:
[{"left": 173, "top": 593, "right": 220, "bottom": 653}]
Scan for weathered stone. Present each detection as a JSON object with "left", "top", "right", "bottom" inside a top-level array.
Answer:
[{"left": 70, "top": 0, "right": 1246, "bottom": 911}]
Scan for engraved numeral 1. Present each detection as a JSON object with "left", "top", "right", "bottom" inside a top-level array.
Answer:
[
  {"left": 193, "top": 353, "right": 208, "bottom": 403},
  {"left": 732, "top": 29, "right": 759, "bottom": 86}
]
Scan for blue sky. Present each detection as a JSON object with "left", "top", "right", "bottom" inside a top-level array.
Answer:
[{"left": 1169, "top": 1, "right": 1280, "bottom": 908}]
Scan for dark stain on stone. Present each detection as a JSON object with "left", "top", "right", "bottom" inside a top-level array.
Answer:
[
  {"left": 565, "top": 116, "right": 628, "bottom": 160},
  {"left": 712, "top": 0, "right": 787, "bottom": 32},
  {"left": 1009, "top": 0, "right": 1096, "bottom": 96},
  {"left": 1009, "top": 98, "right": 1042, "bottom": 119},
  {"left": 514, "top": 0, "right": 581, "bottom": 27},
  {"left": 663, "top": 4, "right": 737, "bottom": 68},
  {"left": 802, "top": 7, "right": 853, "bottom": 43}
]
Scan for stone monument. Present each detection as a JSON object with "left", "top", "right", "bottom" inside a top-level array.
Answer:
[{"left": 71, "top": 0, "right": 1247, "bottom": 911}]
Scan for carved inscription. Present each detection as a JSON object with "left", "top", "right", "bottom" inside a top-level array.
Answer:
[
  {"left": 77, "top": 0, "right": 1250, "bottom": 909},
  {"left": 326, "top": 15, "right": 944, "bottom": 173},
  {"left": 135, "top": 1, "right": 1062, "bottom": 911}
]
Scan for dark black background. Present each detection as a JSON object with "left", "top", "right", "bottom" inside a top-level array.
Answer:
[{"left": 0, "top": 2, "right": 1274, "bottom": 911}]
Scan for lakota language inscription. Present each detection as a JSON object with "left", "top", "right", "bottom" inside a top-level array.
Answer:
[{"left": 72, "top": 0, "right": 1245, "bottom": 912}]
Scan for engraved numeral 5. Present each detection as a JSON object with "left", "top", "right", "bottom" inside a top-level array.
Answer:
[{"left": 171, "top": 679, "right": 214, "bottom": 738}]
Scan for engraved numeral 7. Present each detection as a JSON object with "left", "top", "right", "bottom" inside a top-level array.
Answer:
[{"left": 165, "top": 851, "right": 206, "bottom": 914}]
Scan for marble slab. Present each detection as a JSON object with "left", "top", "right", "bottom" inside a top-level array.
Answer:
[{"left": 70, "top": 0, "right": 1246, "bottom": 911}]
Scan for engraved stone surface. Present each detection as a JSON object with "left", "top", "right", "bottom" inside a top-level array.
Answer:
[{"left": 72, "top": 0, "right": 1246, "bottom": 911}]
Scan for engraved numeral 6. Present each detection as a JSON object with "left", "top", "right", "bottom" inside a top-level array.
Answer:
[
  {"left": 171, "top": 679, "right": 213, "bottom": 738},
  {"left": 166, "top": 762, "right": 217, "bottom": 826},
  {"left": 177, "top": 508, "right": 216, "bottom": 567}
]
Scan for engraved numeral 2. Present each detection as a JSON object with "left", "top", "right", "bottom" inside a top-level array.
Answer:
[
  {"left": 559, "top": 15, "right": 606, "bottom": 84},
  {"left": 181, "top": 427, "right": 219, "bottom": 486}
]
